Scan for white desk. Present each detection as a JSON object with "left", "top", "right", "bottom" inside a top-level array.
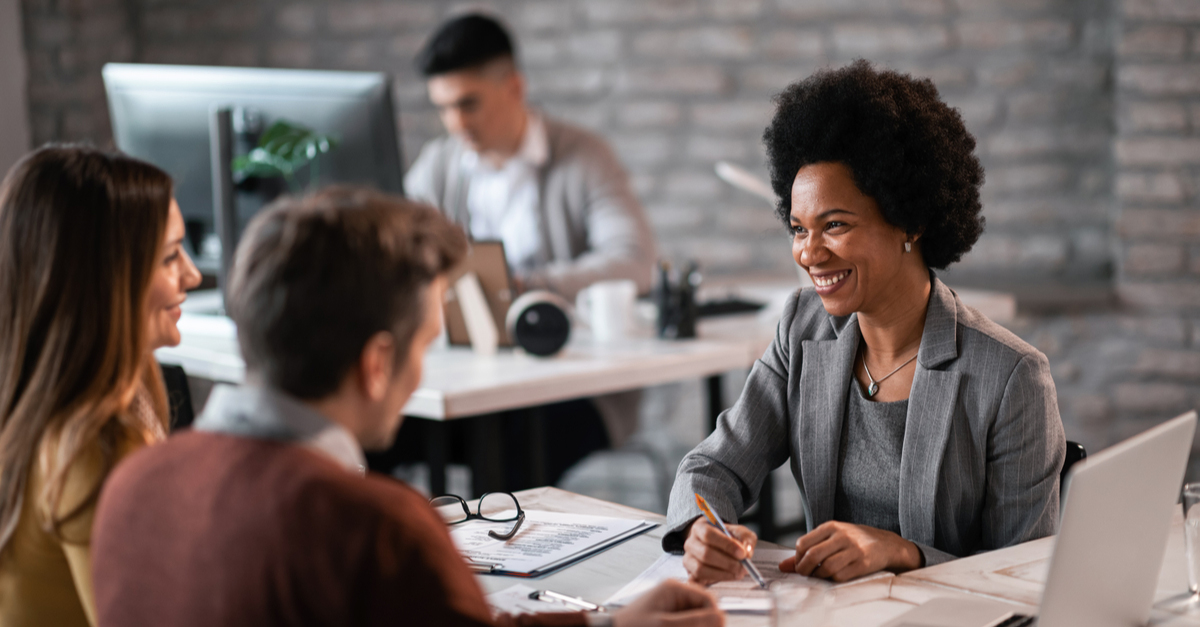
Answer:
[
  {"left": 483, "top": 487, "right": 907, "bottom": 627},
  {"left": 158, "top": 283, "right": 1016, "bottom": 500},
  {"left": 406, "top": 337, "right": 749, "bottom": 419},
  {"left": 159, "top": 281, "right": 1016, "bottom": 415},
  {"left": 155, "top": 310, "right": 758, "bottom": 494},
  {"left": 488, "top": 489, "right": 1200, "bottom": 626},
  {"left": 159, "top": 281, "right": 1016, "bottom": 400},
  {"left": 895, "top": 510, "right": 1200, "bottom": 626},
  {"left": 156, "top": 311, "right": 752, "bottom": 419},
  {"left": 478, "top": 488, "right": 1061, "bottom": 626}
]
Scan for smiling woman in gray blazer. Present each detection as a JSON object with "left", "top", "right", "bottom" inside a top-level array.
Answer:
[{"left": 665, "top": 61, "right": 1066, "bottom": 583}]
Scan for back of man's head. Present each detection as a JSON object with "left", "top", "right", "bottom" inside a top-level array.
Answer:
[
  {"left": 416, "top": 13, "right": 515, "bottom": 77},
  {"left": 227, "top": 187, "right": 466, "bottom": 400}
]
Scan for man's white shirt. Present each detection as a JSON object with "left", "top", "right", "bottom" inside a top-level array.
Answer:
[{"left": 460, "top": 110, "right": 548, "bottom": 272}]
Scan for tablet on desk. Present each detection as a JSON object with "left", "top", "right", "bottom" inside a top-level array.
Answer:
[{"left": 444, "top": 241, "right": 515, "bottom": 347}]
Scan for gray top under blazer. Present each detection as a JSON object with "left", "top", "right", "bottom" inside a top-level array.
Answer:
[
  {"left": 834, "top": 387, "right": 907, "bottom": 535},
  {"left": 664, "top": 276, "right": 1066, "bottom": 566}
]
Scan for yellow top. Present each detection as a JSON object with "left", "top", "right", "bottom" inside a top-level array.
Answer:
[{"left": 0, "top": 420, "right": 149, "bottom": 627}]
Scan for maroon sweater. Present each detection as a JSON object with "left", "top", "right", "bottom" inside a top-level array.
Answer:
[{"left": 92, "top": 431, "right": 584, "bottom": 627}]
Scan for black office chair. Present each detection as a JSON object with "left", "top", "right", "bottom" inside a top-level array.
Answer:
[
  {"left": 1062, "top": 440, "right": 1086, "bottom": 484},
  {"left": 159, "top": 363, "right": 195, "bottom": 431},
  {"left": 1059, "top": 440, "right": 1086, "bottom": 514}
]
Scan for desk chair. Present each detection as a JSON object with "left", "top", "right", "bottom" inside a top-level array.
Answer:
[
  {"left": 159, "top": 363, "right": 195, "bottom": 431},
  {"left": 1062, "top": 440, "right": 1086, "bottom": 482},
  {"left": 1060, "top": 440, "right": 1086, "bottom": 514}
]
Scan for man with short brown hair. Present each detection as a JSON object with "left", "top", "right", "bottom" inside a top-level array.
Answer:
[
  {"left": 90, "top": 188, "right": 722, "bottom": 627},
  {"left": 402, "top": 13, "right": 652, "bottom": 487},
  {"left": 406, "top": 13, "right": 655, "bottom": 301}
]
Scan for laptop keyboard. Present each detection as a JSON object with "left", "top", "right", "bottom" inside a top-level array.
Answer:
[{"left": 995, "top": 615, "right": 1036, "bottom": 627}]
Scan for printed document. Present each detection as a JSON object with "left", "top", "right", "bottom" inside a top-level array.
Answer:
[
  {"left": 448, "top": 510, "right": 656, "bottom": 577},
  {"left": 605, "top": 548, "right": 829, "bottom": 614}
]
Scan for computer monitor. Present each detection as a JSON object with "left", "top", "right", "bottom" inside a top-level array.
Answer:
[{"left": 102, "top": 63, "right": 405, "bottom": 275}]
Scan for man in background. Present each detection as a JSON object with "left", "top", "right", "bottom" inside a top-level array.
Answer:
[
  {"left": 405, "top": 13, "right": 656, "bottom": 301},
  {"left": 397, "top": 14, "right": 655, "bottom": 489},
  {"left": 91, "top": 188, "right": 721, "bottom": 627}
]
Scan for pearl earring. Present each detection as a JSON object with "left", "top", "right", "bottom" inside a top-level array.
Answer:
[{"left": 904, "top": 242, "right": 912, "bottom": 253}]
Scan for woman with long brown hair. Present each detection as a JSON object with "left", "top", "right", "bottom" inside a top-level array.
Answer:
[{"left": 0, "top": 145, "right": 201, "bottom": 625}]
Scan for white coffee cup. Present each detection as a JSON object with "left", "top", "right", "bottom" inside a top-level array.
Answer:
[{"left": 576, "top": 279, "right": 637, "bottom": 342}]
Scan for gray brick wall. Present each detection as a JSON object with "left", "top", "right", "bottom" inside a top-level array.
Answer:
[
  {"left": 1117, "top": 0, "right": 1200, "bottom": 306},
  {"left": 21, "top": 0, "right": 1118, "bottom": 280},
  {"left": 21, "top": 0, "right": 135, "bottom": 143},
  {"left": 18, "top": 0, "right": 1200, "bottom": 473}
]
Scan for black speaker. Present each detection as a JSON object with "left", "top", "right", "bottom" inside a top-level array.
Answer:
[{"left": 505, "top": 291, "right": 571, "bottom": 357}]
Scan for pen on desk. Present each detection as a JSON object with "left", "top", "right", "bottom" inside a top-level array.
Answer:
[
  {"left": 694, "top": 493, "right": 768, "bottom": 590},
  {"left": 464, "top": 557, "right": 501, "bottom": 573},
  {"left": 529, "top": 589, "right": 606, "bottom": 612}
]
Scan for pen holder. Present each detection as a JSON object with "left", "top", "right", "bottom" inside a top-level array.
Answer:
[{"left": 655, "top": 261, "right": 699, "bottom": 340}]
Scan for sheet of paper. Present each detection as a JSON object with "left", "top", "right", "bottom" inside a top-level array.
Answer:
[
  {"left": 485, "top": 584, "right": 583, "bottom": 616},
  {"left": 604, "top": 548, "right": 829, "bottom": 614},
  {"left": 449, "top": 510, "right": 653, "bottom": 576}
]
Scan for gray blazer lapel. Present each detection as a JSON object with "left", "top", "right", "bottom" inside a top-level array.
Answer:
[
  {"left": 899, "top": 368, "right": 961, "bottom": 545},
  {"left": 898, "top": 277, "right": 962, "bottom": 545},
  {"left": 798, "top": 314, "right": 859, "bottom": 528}
]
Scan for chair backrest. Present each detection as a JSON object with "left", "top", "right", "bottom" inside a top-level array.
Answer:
[
  {"left": 1062, "top": 440, "right": 1087, "bottom": 484},
  {"left": 1059, "top": 440, "right": 1087, "bottom": 515},
  {"left": 158, "top": 363, "right": 195, "bottom": 431}
]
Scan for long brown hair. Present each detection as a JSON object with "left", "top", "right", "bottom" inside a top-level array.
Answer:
[{"left": 0, "top": 145, "right": 171, "bottom": 549}]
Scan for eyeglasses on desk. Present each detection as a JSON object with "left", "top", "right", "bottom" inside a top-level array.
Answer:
[{"left": 430, "top": 491, "right": 525, "bottom": 540}]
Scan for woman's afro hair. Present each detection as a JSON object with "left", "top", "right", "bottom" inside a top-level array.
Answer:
[{"left": 763, "top": 60, "right": 985, "bottom": 269}]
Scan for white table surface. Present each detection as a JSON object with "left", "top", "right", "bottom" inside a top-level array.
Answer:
[
  {"left": 158, "top": 281, "right": 1015, "bottom": 422},
  {"left": 473, "top": 488, "right": 978, "bottom": 626},
  {"left": 475, "top": 487, "right": 908, "bottom": 627},
  {"left": 489, "top": 488, "right": 1200, "bottom": 626},
  {"left": 155, "top": 313, "right": 753, "bottom": 420},
  {"left": 896, "top": 509, "right": 1200, "bottom": 626}
]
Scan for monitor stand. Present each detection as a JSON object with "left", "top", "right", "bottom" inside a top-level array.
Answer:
[{"left": 207, "top": 106, "right": 236, "bottom": 313}]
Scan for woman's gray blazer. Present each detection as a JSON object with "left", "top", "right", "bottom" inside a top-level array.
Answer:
[{"left": 664, "top": 277, "right": 1066, "bottom": 566}]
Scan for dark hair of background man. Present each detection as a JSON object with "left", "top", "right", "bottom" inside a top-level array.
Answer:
[
  {"left": 226, "top": 187, "right": 466, "bottom": 400},
  {"left": 415, "top": 13, "right": 515, "bottom": 77}
]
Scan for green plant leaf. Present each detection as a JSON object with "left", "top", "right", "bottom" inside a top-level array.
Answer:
[
  {"left": 231, "top": 119, "right": 340, "bottom": 188},
  {"left": 234, "top": 148, "right": 295, "bottom": 178}
]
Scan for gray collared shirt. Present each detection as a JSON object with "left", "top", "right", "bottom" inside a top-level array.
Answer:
[{"left": 194, "top": 384, "right": 367, "bottom": 475}]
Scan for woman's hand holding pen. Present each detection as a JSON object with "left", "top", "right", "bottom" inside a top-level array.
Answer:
[
  {"left": 778, "top": 521, "right": 922, "bottom": 583},
  {"left": 681, "top": 517, "right": 758, "bottom": 585}
]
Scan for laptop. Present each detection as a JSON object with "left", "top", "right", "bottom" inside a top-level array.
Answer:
[{"left": 884, "top": 410, "right": 1198, "bottom": 627}]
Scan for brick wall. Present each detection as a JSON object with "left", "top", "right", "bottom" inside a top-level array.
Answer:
[
  {"left": 18, "top": 0, "right": 1200, "bottom": 471},
  {"left": 21, "top": 0, "right": 135, "bottom": 143},
  {"left": 1117, "top": 1, "right": 1200, "bottom": 305},
  {"left": 21, "top": 0, "right": 1117, "bottom": 280},
  {"left": 1047, "top": 0, "right": 1200, "bottom": 469}
]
